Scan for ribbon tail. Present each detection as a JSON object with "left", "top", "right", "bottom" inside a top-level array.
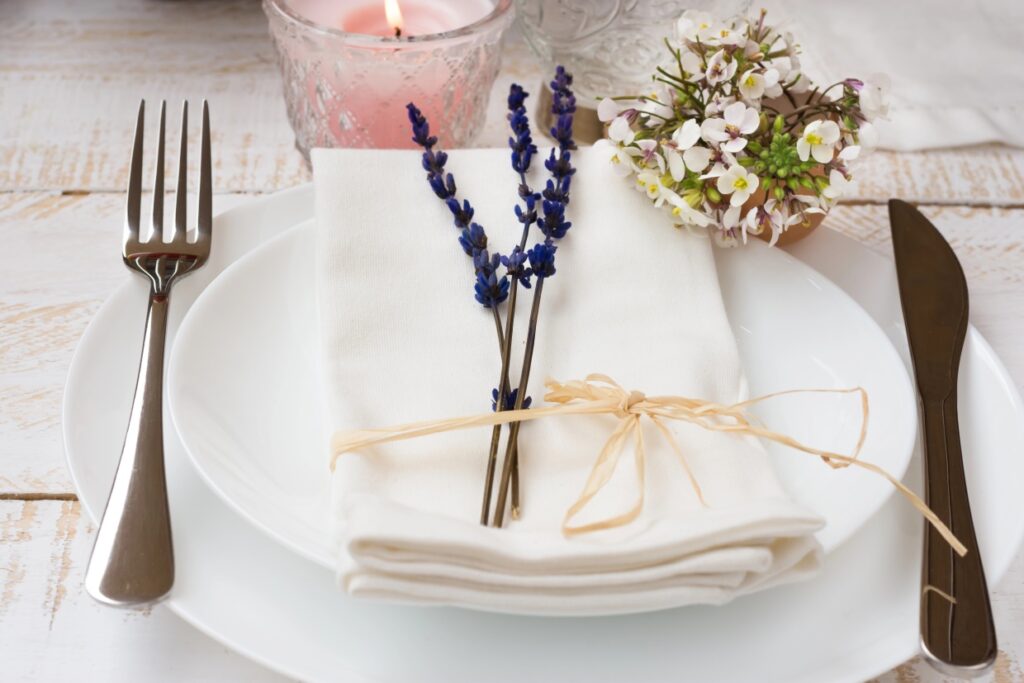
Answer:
[{"left": 563, "top": 416, "right": 645, "bottom": 536}]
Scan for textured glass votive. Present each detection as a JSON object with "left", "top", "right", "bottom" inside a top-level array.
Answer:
[
  {"left": 518, "top": 0, "right": 750, "bottom": 143},
  {"left": 264, "top": 0, "right": 513, "bottom": 158}
]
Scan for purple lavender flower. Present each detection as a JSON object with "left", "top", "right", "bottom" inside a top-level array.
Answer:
[
  {"left": 527, "top": 241, "right": 557, "bottom": 279},
  {"left": 409, "top": 100, "right": 508, "bottom": 308},
  {"left": 500, "top": 246, "right": 532, "bottom": 288},
  {"left": 507, "top": 84, "right": 538, "bottom": 175},
  {"left": 474, "top": 251, "right": 510, "bottom": 307},
  {"left": 492, "top": 387, "right": 532, "bottom": 412},
  {"left": 458, "top": 222, "right": 488, "bottom": 256},
  {"left": 446, "top": 198, "right": 474, "bottom": 228}
]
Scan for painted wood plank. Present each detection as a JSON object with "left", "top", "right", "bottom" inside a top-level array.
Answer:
[
  {"left": 0, "top": 192, "right": 252, "bottom": 494},
  {"left": 2, "top": 0, "right": 1023, "bottom": 202},
  {"left": 0, "top": 499, "right": 289, "bottom": 681}
]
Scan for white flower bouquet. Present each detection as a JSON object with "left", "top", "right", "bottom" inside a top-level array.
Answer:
[{"left": 595, "top": 9, "right": 889, "bottom": 246}]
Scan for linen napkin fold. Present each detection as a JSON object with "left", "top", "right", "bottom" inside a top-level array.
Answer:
[{"left": 314, "top": 146, "right": 824, "bottom": 616}]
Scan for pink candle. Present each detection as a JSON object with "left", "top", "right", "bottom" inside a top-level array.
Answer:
[
  {"left": 267, "top": 0, "right": 512, "bottom": 151},
  {"left": 289, "top": 0, "right": 492, "bottom": 38}
]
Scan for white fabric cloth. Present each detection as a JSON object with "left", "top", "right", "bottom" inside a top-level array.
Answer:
[
  {"left": 313, "top": 146, "right": 823, "bottom": 615},
  {"left": 766, "top": 0, "right": 1024, "bottom": 150}
]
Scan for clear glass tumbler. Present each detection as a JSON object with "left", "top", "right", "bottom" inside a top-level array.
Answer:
[
  {"left": 517, "top": 0, "right": 750, "bottom": 141},
  {"left": 264, "top": 0, "right": 514, "bottom": 158}
]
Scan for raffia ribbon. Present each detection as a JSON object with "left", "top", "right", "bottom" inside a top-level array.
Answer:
[{"left": 330, "top": 373, "right": 966, "bottom": 556}]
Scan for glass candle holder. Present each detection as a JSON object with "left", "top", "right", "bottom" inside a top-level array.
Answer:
[
  {"left": 264, "top": 0, "right": 514, "bottom": 159},
  {"left": 517, "top": 0, "right": 749, "bottom": 142}
]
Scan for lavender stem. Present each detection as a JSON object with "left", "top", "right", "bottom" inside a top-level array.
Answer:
[{"left": 492, "top": 277, "right": 545, "bottom": 526}]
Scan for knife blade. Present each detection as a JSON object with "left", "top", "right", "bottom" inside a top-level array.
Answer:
[{"left": 889, "top": 199, "right": 996, "bottom": 676}]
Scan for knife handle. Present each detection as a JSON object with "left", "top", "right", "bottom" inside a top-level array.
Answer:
[{"left": 920, "top": 395, "right": 996, "bottom": 675}]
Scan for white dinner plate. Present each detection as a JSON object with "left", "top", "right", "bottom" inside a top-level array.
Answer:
[
  {"left": 64, "top": 185, "right": 1024, "bottom": 682},
  {"left": 167, "top": 213, "right": 915, "bottom": 570}
]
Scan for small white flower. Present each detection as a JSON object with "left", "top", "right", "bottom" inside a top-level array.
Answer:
[
  {"left": 722, "top": 205, "right": 742, "bottom": 229},
  {"left": 703, "top": 90, "right": 736, "bottom": 117},
  {"left": 858, "top": 73, "right": 891, "bottom": 121},
  {"left": 680, "top": 50, "right": 703, "bottom": 77},
  {"left": 822, "top": 169, "right": 853, "bottom": 202},
  {"left": 664, "top": 145, "right": 686, "bottom": 181},
  {"left": 665, "top": 120, "right": 712, "bottom": 179},
  {"left": 705, "top": 50, "right": 738, "bottom": 85},
  {"left": 597, "top": 98, "right": 623, "bottom": 123},
  {"left": 701, "top": 101, "right": 759, "bottom": 153},
  {"left": 745, "top": 199, "right": 784, "bottom": 245},
  {"left": 838, "top": 144, "right": 860, "bottom": 161},
  {"left": 683, "top": 145, "right": 712, "bottom": 173},
  {"left": 636, "top": 169, "right": 668, "bottom": 203},
  {"left": 702, "top": 148, "right": 737, "bottom": 178},
  {"left": 676, "top": 10, "right": 716, "bottom": 42},
  {"left": 738, "top": 69, "right": 766, "bottom": 100},
  {"left": 673, "top": 118, "right": 701, "bottom": 149},
  {"left": 638, "top": 85, "right": 675, "bottom": 124},
  {"left": 666, "top": 193, "right": 711, "bottom": 227},
  {"left": 797, "top": 119, "right": 841, "bottom": 163},
  {"left": 634, "top": 139, "right": 665, "bottom": 172},
  {"left": 716, "top": 165, "right": 759, "bottom": 206},
  {"left": 608, "top": 115, "right": 635, "bottom": 145},
  {"left": 712, "top": 22, "right": 745, "bottom": 46},
  {"left": 593, "top": 139, "right": 636, "bottom": 178}
]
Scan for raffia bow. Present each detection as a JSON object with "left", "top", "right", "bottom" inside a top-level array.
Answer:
[{"left": 330, "top": 373, "right": 966, "bottom": 556}]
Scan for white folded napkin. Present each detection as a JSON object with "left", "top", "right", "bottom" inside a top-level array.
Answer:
[
  {"left": 765, "top": 0, "right": 1024, "bottom": 150},
  {"left": 313, "top": 146, "right": 823, "bottom": 616}
]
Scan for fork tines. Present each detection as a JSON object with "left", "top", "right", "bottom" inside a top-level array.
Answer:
[{"left": 123, "top": 99, "right": 211, "bottom": 267}]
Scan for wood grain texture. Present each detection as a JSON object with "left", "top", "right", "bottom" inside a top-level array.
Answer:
[
  {"left": 0, "top": 500, "right": 287, "bottom": 681},
  {"left": 0, "top": 192, "right": 252, "bottom": 494},
  {"left": 2, "top": 0, "right": 1023, "bottom": 201},
  {"left": 1, "top": 0, "right": 1022, "bottom": 679}
]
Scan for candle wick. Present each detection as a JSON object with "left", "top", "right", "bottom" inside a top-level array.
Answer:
[{"left": 394, "top": 26, "right": 402, "bottom": 38}]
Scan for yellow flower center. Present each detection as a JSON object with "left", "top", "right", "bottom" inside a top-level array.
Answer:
[
  {"left": 733, "top": 177, "right": 749, "bottom": 191},
  {"left": 806, "top": 133, "right": 823, "bottom": 145},
  {"left": 671, "top": 206, "right": 682, "bottom": 217},
  {"left": 744, "top": 75, "right": 757, "bottom": 87},
  {"left": 647, "top": 183, "right": 659, "bottom": 193}
]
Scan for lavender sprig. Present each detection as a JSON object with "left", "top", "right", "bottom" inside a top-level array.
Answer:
[
  {"left": 491, "top": 68, "right": 577, "bottom": 527},
  {"left": 479, "top": 84, "right": 543, "bottom": 524},
  {"left": 406, "top": 103, "right": 509, "bottom": 309}
]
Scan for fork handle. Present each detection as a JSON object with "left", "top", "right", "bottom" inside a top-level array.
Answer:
[
  {"left": 85, "top": 289, "right": 174, "bottom": 606},
  {"left": 920, "top": 395, "right": 996, "bottom": 675}
]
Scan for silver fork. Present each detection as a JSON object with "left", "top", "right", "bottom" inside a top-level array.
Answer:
[{"left": 85, "top": 100, "right": 212, "bottom": 607}]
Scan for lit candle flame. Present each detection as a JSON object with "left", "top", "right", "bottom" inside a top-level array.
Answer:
[{"left": 385, "top": 0, "right": 404, "bottom": 37}]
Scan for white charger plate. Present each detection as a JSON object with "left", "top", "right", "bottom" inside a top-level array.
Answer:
[
  {"left": 167, "top": 212, "right": 915, "bottom": 570},
  {"left": 64, "top": 185, "right": 1024, "bottom": 682}
]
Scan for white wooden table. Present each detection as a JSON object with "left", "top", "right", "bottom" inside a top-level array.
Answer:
[{"left": 1, "top": 1, "right": 1022, "bottom": 680}]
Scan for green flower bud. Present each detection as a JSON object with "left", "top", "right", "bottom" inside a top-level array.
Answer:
[
  {"left": 773, "top": 185, "right": 786, "bottom": 201},
  {"left": 706, "top": 186, "right": 722, "bottom": 203},
  {"left": 787, "top": 177, "right": 800, "bottom": 191},
  {"left": 814, "top": 175, "right": 830, "bottom": 190},
  {"left": 777, "top": 167, "right": 788, "bottom": 178},
  {"left": 773, "top": 115, "right": 785, "bottom": 133}
]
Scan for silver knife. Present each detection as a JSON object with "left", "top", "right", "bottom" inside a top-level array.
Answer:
[{"left": 889, "top": 199, "right": 997, "bottom": 676}]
